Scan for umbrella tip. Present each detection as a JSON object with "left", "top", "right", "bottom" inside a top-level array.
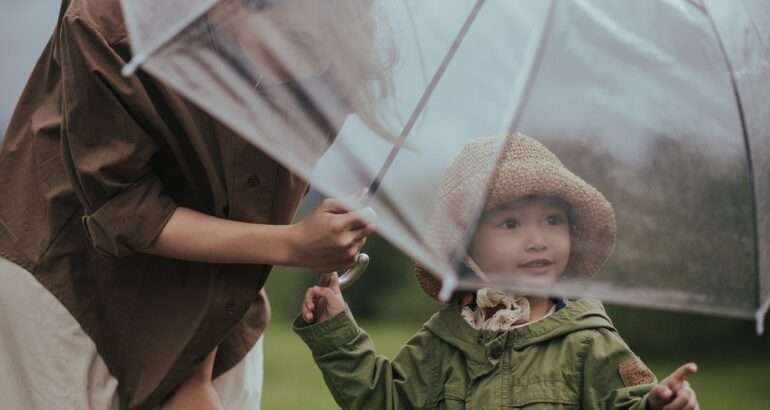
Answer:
[
  {"left": 756, "top": 298, "right": 769, "bottom": 335},
  {"left": 122, "top": 52, "right": 147, "bottom": 77},
  {"left": 438, "top": 274, "right": 457, "bottom": 302}
]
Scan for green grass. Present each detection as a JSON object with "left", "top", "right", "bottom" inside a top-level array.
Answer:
[
  {"left": 263, "top": 321, "right": 770, "bottom": 410},
  {"left": 263, "top": 321, "right": 416, "bottom": 410}
]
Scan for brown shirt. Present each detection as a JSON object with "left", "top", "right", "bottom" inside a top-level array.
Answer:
[{"left": 0, "top": 1, "right": 344, "bottom": 408}]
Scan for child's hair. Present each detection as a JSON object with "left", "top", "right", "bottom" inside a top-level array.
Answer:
[{"left": 415, "top": 133, "right": 617, "bottom": 300}]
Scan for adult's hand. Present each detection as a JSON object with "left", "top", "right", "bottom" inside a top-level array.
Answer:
[{"left": 288, "top": 198, "right": 375, "bottom": 272}]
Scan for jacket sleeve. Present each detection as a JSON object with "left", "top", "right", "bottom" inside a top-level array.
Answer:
[
  {"left": 293, "top": 308, "right": 441, "bottom": 409},
  {"left": 581, "top": 329, "right": 656, "bottom": 410},
  {"left": 58, "top": 14, "right": 177, "bottom": 258}
]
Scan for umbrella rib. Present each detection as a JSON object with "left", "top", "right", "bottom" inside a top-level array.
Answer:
[
  {"left": 364, "top": 0, "right": 488, "bottom": 203},
  {"left": 121, "top": 0, "right": 218, "bottom": 76},
  {"left": 701, "top": 1, "right": 763, "bottom": 326},
  {"left": 503, "top": 0, "right": 558, "bottom": 135}
]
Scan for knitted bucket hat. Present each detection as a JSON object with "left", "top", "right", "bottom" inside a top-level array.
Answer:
[{"left": 415, "top": 133, "right": 617, "bottom": 300}]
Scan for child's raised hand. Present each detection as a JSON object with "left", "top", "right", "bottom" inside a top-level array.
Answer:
[
  {"left": 302, "top": 271, "right": 346, "bottom": 323},
  {"left": 647, "top": 363, "right": 699, "bottom": 410}
]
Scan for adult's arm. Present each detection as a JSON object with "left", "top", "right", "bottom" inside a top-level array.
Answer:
[
  {"left": 59, "top": 15, "right": 371, "bottom": 270},
  {"left": 147, "top": 200, "right": 372, "bottom": 272}
]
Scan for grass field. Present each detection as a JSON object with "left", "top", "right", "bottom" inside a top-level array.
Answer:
[{"left": 262, "top": 321, "right": 770, "bottom": 410}]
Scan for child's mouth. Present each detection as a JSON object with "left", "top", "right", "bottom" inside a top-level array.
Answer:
[{"left": 519, "top": 259, "right": 553, "bottom": 269}]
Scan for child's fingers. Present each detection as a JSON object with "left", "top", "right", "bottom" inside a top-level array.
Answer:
[
  {"left": 303, "top": 287, "right": 317, "bottom": 307},
  {"left": 664, "top": 363, "right": 698, "bottom": 391},
  {"left": 647, "top": 384, "right": 673, "bottom": 409},
  {"left": 314, "top": 286, "right": 340, "bottom": 301},
  {"left": 302, "top": 299, "right": 314, "bottom": 322},
  {"left": 302, "top": 287, "right": 319, "bottom": 322},
  {"left": 662, "top": 385, "right": 696, "bottom": 410},
  {"left": 304, "top": 286, "right": 339, "bottom": 321},
  {"left": 318, "top": 271, "right": 335, "bottom": 287},
  {"left": 328, "top": 271, "right": 342, "bottom": 294},
  {"left": 318, "top": 272, "right": 343, "bottom": 294}
]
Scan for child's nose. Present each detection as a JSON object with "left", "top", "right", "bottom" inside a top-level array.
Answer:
[
  {"left": 525, "top": 242, "right": 547, "bottom": 252},
  {"left": 524, "top": 228, "right": 547, "bottom": 252}
]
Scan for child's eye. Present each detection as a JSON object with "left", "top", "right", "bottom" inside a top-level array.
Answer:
[
  {"left": 497, "top": 218, "right": 518, "bottom": 229},
  {"left": 546, "top": 214, "right": 566, "bottom": 225}
]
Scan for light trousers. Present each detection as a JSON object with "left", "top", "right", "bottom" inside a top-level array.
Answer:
[{"left": 0, "top": 257, "right": 263, "bottom": 410}]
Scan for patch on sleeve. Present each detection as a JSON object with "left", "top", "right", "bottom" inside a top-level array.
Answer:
[{"left": 618, "top": 357, "right": 655, "bottom": 386}]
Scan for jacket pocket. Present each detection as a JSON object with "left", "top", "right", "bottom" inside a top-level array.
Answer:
[
  {"left": 510, "top": 376, "right": 579, "bottom": 409},
  {"left": 438, "top": 396, "right": 466, "bottom": 410}
]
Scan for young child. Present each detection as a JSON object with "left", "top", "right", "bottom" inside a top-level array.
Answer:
[{"left": 294, "top": 134, "right": 699, "bottom": 410}]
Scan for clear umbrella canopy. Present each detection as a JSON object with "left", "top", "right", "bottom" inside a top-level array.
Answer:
[{"left": 120, "top": 0, "right": 769, "bottom": 332}]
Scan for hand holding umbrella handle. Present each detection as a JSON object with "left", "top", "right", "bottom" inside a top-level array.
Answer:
[
  {"left": 318, "top": 196, "right": 373, "bottom": 290},
  {"left": 320, "top": 253, "right": 370, "bottom": 290}
]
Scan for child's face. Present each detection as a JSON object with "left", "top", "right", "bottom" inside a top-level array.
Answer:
[{"left": 469, "top": 196, "right": 571, "bottom": 285}]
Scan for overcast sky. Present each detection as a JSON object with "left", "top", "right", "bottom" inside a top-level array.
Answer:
[{"left": 0, "top": 1, "right": 59, "bottom": 138}]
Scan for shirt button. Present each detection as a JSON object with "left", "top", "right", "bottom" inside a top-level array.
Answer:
[{"left": 225, "top": 299, "right": 237, "bottom": 317}]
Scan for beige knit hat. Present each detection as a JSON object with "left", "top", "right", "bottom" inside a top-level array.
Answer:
[{"left": 415, "top": 133, "right": 617, "bottom": 299}]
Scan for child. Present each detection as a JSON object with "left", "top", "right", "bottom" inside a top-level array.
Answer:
[{"left": 294, "top": 134, "right": 699, "bottom": 410}]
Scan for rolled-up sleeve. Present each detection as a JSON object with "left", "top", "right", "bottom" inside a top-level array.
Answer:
[{"left": 59, "top": 15, "right": 177, "bottom": 257}]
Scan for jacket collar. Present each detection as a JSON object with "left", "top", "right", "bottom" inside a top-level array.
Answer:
[{"left": 425, "top": 298, "right": 616, "bottom": 381}]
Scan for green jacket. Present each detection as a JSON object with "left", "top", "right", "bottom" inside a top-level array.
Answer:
[{"left": 294, "top": 299, "right": 655, "bottom": 409}]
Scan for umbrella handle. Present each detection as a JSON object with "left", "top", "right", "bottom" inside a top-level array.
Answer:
[{"left": 337, "top": 253, "right": 370, "bottom": 290}]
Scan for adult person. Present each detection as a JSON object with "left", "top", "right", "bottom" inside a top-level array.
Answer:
[{"left": 0, "top": 0, "right": 392, "bottom": 408}]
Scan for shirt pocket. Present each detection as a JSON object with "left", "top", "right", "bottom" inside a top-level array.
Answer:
[
  {"left": 510, "top": 374, "right": 580, "bottom": 409},
  {"left": 225, "top": 134, "right": 279, "bottom": 222},
  {"left": 234, "top": 139, "right": 278, "bottom": 196}
]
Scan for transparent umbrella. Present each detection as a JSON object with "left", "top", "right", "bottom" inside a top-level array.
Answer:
[{"left": 120, "top": 0, "right": 769, "bottom": 333}]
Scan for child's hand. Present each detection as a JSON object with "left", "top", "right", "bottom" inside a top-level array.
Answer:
[
  {"left": 647, "top": 363, "right": 699, "bottom": 410},
  {"left": 302, "top": 271, "right": 346, "bottom": 323},
  {"left": 163, "top": 347, "right": 223, "bottom": 410}
]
